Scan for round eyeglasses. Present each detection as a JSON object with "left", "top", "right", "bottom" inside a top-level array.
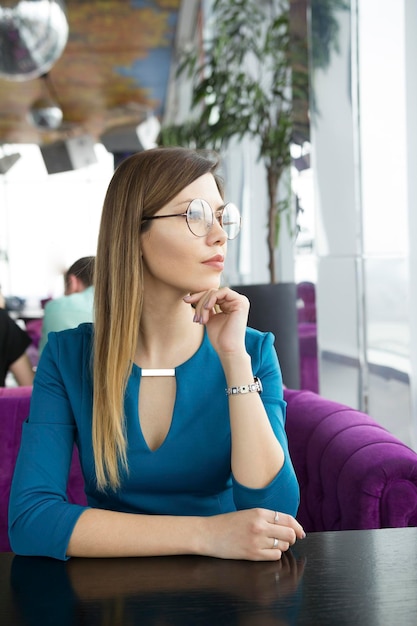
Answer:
[{"left": 142, "top": 198, "right": 241, "bottom": 240}]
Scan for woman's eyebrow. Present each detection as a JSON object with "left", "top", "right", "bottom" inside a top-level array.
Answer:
[{"left": 171, "top": 199, "right": 226, "bottom": 211}]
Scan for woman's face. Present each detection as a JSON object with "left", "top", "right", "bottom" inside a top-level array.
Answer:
[{"left": 141, "top": 173, "right": 228, "bottom": 296}]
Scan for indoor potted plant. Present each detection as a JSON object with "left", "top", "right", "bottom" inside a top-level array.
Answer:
[{"left": 159, "top": 0, "right": 304, "bottom": 387}]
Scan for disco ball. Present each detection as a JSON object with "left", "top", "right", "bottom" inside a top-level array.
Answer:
[{"left": 0, "top": 0, "right": 69, "bottom": 81}]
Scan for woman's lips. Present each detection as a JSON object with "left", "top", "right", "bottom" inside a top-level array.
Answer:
[{"left": 202, "top": 255, "right": 224, "bottom": 270}]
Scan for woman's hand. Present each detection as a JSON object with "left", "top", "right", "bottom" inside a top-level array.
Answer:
[
  {"left": 201, "top": 508, "right": 305, "bottom": 562},
  {"left": 183, "top": 287, "right": 249, "bottom": 356}
]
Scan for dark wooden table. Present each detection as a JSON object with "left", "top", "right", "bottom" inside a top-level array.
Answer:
[{"left": 1, "top": 527, "right": 417, "bottom": 625}]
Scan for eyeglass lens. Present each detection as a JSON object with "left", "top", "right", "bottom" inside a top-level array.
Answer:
[{"left": 186, "top": 199, "right": 241, "bottom": 240}]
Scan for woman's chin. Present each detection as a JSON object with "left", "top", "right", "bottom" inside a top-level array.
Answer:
[{"left": 189, "top": 278, "right": 222, "bottom": 293}]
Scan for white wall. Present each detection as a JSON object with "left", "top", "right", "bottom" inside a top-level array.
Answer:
[{"left": 0, "top": 144, "right": 114, "bottom": 304}]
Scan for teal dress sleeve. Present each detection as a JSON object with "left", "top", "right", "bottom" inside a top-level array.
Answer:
[{"left": 8, "top": 327, "right": 92, "bottom": 560}]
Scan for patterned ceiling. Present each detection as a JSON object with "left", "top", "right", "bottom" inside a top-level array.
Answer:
[{"left": 0, "top": 0, "right": 185, "bottom": 145}]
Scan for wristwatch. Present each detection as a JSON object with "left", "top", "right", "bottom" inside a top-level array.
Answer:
[{"left": 225, "top": 376, "right": 263, "bottom": 396}]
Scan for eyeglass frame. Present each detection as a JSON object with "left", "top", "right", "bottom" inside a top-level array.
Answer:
[{"left": 141, "top": 198, "right": 241, "bottom": 240}]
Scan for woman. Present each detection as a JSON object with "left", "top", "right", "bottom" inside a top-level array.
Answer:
[{"left": 9, "top": 147, "right": 304, "bottom": 561}]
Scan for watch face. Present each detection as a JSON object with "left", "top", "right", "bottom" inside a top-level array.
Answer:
[{"left": 254, "top": 377, "right": 263, "bottom": 393}]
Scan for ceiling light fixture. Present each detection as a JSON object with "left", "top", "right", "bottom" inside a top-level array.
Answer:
[{"left": 27, "top": 72, "right": 63, "bottom": 129}]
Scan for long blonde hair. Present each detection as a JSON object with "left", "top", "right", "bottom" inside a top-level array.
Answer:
[{"left": 93, "top": 147, "right": 223, "bottom": 490}]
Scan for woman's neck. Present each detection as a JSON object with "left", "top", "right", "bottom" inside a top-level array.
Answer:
[{"left": 134, "top": 298, "right": 204, "bottom": 369}]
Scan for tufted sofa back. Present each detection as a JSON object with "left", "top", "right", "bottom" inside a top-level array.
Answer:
[{"left": 284, "top": 388, "right": 417, "bottom": 531}]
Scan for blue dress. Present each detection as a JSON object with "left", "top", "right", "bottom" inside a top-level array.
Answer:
[{"left": 9, "top": 323, "right": 299, "bottom": 560}]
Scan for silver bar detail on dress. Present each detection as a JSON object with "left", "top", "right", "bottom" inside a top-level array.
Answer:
[{"left": 141, "top": 369, "right": 175, "bottom": 377}]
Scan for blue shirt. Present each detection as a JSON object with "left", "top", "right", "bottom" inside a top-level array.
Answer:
[
  {"left": 9, "top": 323, "right": 299, "bottom": 560},
  {"left": 38, "top": 286, "right": 94, "bottom": 354}
]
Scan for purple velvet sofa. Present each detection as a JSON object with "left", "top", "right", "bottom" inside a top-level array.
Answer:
[
  {"left": 296, "top": 282, "right": 318, "bottom": 393},
  {"left": 285, "top": 388, "right": 417, "bottom": 531},
  {"left": 1, "top": 386, "right": 417, "bottom": 552}
]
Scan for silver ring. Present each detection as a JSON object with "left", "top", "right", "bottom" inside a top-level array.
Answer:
[
  {"left": 274, "top": 511, "right": 279, "bottom": 523},
  {"left": 273, "top": 537, "right": 279, "bottom": 549}
]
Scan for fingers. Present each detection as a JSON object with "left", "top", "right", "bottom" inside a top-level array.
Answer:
[
  {"left": 195, "top": 291, "right": 220, "bottom": 324},
  {"left": 184, "top": 289, "right": 221, "bottom": 311},
  {"left": 268, "top": 532, "right": 292, "bottom": 554},
  {"left": 265, "top": 510, "right": 306, "bottom": 558},
  {"left": 271, "top": 537, "right": 290, "bottom": 552},
  {"left": 184, "top": 288, "right": 249, "bottom": 323},
  {"left": 271, "top": 510, "right": 306, "bottom": 541}
]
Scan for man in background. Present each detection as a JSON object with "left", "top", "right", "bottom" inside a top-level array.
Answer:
[{"left": 39, "top": 256, "right": 95, "bottom": 355}]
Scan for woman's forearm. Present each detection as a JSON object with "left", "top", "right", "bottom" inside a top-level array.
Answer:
[
  {"left": 67, "top": 507, "right": 305, "bottom": 561},
  {"left": 222, "top": 353, "right": 284, "bottom": 489},
  {"left": 67, "top": 508, "right": 207, "bottom": 558}
]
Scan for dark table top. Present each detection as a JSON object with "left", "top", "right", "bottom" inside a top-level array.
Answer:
[{"left": 1, "top": 527, "right": 417, "bottom": 625}]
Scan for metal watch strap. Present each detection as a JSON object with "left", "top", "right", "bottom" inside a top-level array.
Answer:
[{"left": 225, "top": 376, "right": 262, "bottom": 396}]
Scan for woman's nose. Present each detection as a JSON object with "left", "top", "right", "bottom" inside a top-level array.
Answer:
[{"left": 208, "top": 216, "right": 228, "bottom": 244}]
